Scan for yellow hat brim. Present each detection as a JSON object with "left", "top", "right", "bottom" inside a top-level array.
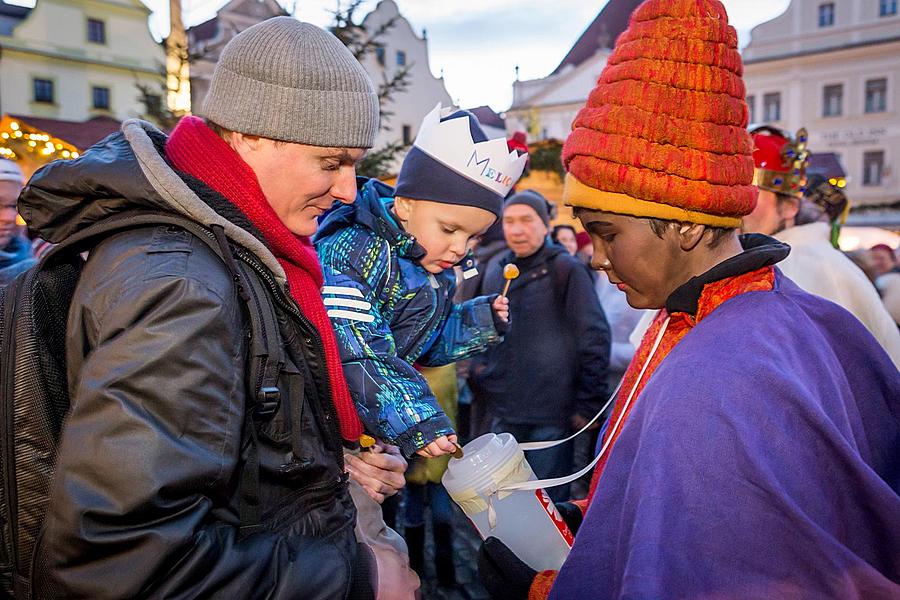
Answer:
[{"left": 563, "top": 173, "right": 743, "bottom": 229}]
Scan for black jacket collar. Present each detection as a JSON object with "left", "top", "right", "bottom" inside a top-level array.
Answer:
[{"left": 665, "top": 234, "right": 790, "bottom": 316}]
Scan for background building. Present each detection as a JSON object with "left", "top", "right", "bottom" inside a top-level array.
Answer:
[
  {"left": 187, "top": 0, "right": 287, "bottom": 112},
  {"left": 743, "top": 0, "right": 900, "bottom": 224},
  {"left": 357, "top": 0, "right": 451, "bottom": 167},
  {"left": 0, "top": 0, "right": 164, "bottom": 122},
  {"left": 504, "top": 0, "right": 642, "bottom": 143}
]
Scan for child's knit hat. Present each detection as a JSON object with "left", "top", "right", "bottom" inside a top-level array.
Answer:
[
  {"left": 562, "top": 0, "right": 756, "bottom": 228},
  {"left": 395, "top": 105, "right": 528, "bottom": 219}
]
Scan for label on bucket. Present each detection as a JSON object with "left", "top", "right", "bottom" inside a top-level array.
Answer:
[{"left": 536, "top": 489, "right": 575, "bottom": 547}]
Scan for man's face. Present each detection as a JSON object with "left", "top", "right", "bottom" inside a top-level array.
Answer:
[
  {"left": 578, "top": 210, "right": 686, "bottom": 309},
  {"left": 503, "top": 204, "right": 548, "bottom": 258},
  {"left": 0, "top": 180, "right": 23, "bottom": 249},
  {"left": 741, "top": 189, "right": 798, "bottom": 236},
  {"left": 870, "top": 247, "right": 897, "bottom": 276},
  {"left": 393, "top": 198, "right": 495, "bottom": 274},
  {"left": 233, "top": 136, "right": 365, "bottom": 237}
]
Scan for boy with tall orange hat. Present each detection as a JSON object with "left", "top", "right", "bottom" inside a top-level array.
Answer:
[{"left": 477, "top": 1, "right": 900, "bottom": 598}]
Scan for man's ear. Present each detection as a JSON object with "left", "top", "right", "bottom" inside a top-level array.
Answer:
[
  {"left": 228, "top": 131, "right": 263, "bottom": 159},
  {"left": 676, "top": 222, "right": 706, "bottom": 251},
  {"left": 779, "top": 196, "right": 801, "bottom": 221}
]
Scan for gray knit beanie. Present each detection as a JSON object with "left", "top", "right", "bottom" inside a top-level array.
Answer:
[
  {"left": 201, "top": 17, "right": 379, "bottom": 148},
  {"left": 504, "top": 189, "right": 551, "bottom": 227}
]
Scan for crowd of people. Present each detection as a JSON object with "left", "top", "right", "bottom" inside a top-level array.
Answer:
[{"left": 0, "top": 0, "right": 898, "bottom": 599}]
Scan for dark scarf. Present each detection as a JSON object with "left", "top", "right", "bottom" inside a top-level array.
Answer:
[{"left": 165, "top": 116, "right": 362, "bottom": 442}]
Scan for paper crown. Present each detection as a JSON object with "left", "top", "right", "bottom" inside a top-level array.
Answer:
[{"left": 412, "top": 104, "right": 528, "bottom": 198}]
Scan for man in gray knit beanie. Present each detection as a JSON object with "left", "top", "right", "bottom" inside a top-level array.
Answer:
[
  {"left": 25, "top": 15, "right": 408, "bottom": 600},
  {"left": 202, "top": 16, "right": 379, "bottom": 148}
]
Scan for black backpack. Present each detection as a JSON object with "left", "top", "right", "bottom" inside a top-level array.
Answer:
[{"left": 0, "top": 212, "right": 284, "bottom": 598}]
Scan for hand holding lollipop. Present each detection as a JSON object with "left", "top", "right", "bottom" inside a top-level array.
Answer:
[{"left": 501, "top": 264, "right": 520, "bottom": 298}]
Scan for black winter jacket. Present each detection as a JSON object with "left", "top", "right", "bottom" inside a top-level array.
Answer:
[
  {"left": 17, "top": 121, "right": 367, "bottom": 599},
  {"left": 469, "top": 241, "right": 611, "bottom": 426}
]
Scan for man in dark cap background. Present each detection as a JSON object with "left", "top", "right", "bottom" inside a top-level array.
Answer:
[{"left": 468, "top": 190, "right": 610, "bottom": 501}]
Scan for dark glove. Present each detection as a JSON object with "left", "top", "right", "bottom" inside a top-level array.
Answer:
[
  {"left": 477, "top": 537, "right": 536, "bottom": 600},
  {"left": 555, "top": 501, "right": 583, "bottom": 536}
]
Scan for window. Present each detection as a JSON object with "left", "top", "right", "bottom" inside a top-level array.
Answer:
[
  {"left": 863, "top": 151, "right": 885, "bottom": 186},
  {"left": 865, "top": 78, "right": 887, "bottom": 113},
  {"left": 880, "top": 0, "right": 898, "bottom": 17},
  {"left": 823, "top": 84, "right": 843, "bottom": 117},
  {"left": 402, "top": 125, "right": 412, "bottom": 145},
  {"left": 818, "top": 3, "right": 835, "bottom": 27},
  {"left": 396, "top": 50, "right": 406, "bottom": 66},
  {"left": 763, "top": 92, "right": 781, "bottom": 122},
  {"left": 92, "top": 86, "right": 110, "bottom": 110},
  {"left": 87, "top": 18, "right": 105, "bottom": 44},
  {"left": 747, "top": 95, "right": 756, "bottom": 124},
  {"left": 375, "top": 46, "right": 385, "bottom": 66},
  {"left": 33, "top": 78, "right": 54, "bottom": 103}
]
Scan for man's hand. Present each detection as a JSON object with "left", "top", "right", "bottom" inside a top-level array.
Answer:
[
  {"left": 478, "top": 537, "right": 536, "bottom": 600},
  {"left": 415, "top": 434, "right": 459, "bottom": 458},
  {"left": 345, "top": 441, "right": 407, "bottom": 504},
  {"left": 492, "top": 295, "right": 510, "bottom": 323}
]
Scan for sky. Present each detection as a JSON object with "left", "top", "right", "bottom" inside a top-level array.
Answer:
[{"left": 10, "top": 0, "right": 792, "bottom": 111}]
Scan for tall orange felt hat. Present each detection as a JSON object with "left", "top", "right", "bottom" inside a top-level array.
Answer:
[{"left": 562, "top": 0, "right": 757, "bottom": 228}]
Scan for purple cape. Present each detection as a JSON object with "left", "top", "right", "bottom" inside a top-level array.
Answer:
[{"left": 550, "top": 274, "right": 900, "bottom": 599}]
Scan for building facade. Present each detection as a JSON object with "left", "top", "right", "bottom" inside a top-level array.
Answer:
[
  {"left": 743, "top": 0, "right": 900, "bottom": 216},
  {"left": 504, "top": 0, "right": 642, "bottom": 142},
  {"left": 186, "top": 0, "right": 287, "bottom": 113},
  {"left": 358, "top": 0, "right": 452, "bottom": 163},
  {"left": 0, "top": 0, "right": 164, "bottom": 122}
]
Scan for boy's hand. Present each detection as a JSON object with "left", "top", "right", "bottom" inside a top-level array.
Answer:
[
  {"left": 416, "top": 434, "right": 459, "bottom": 458},
  {"left": 492, "top": 295, "right": 509, "bottom": 323}
]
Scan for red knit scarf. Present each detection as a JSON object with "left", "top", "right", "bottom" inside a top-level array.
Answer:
[{"left": 165, "top": 116, "right": 362, "bottom": 442}]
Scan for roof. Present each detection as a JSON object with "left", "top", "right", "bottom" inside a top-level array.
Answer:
[
  {"left": 467, "top": 106, "right": 505, "bottom": 130},
  {"left": 9, "top": 114, "right": 122, "bottom": 150},
  {"left": 551, "top": 0, "right": 643, "bottom": 76},
  {"left": 808, "top": 152, "right": 846, "bottom": 179},
  {"left": 187, "top": 16, "right": 219, "bottom": 43}
]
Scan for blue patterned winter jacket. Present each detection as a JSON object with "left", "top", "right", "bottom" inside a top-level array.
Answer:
[{"left": 314, "top": 178, "right": 503, "bottom": 456}]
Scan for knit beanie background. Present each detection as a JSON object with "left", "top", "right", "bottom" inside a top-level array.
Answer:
[
  {"left": 562, "top": 0, "right": 757, "bottom": 228},
  {"left": 504, "top": 189, "right": 551, "bottom": 227},
  {"left": 201, "top": 17, "right": 379, "bottom": 149}
]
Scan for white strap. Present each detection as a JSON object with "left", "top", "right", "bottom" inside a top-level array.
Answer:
[
  {"left": 498, "top": 317, "right": 671, "bottom": 493},
  {"left": 517, "top": 378, "right": 623, "bottom": 451}
]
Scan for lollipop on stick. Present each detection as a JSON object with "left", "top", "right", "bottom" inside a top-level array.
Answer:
[{"left": 501, "top": 264, "right": 520, "bottom": 298}]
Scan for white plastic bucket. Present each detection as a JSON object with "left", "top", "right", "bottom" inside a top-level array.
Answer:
[{"left": 442, "top": 433, "right": 573, "bottom": 571}]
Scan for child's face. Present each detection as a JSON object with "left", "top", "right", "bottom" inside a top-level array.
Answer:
[{"left": 393, "top": 197, "right": 495, "bottom": 273}]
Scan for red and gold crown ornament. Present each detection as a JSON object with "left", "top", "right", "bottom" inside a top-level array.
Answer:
[{"left": 751, "top": 126, "right": 809, "bottom": 198}]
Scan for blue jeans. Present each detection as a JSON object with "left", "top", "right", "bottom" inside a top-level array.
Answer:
[
  {"left": 403, "top": 482, "right": 453, "bottom": 527},
  {"left": 490, "top": 418, "right": 573, "bottom": 503}
]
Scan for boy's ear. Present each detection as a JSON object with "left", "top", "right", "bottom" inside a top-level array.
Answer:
[{"left": 393, "top": 196, "right": 414, "bottom": 222}]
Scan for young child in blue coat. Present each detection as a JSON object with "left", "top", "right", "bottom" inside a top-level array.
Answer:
[{"left": 315, "top": 105, "right": 527, "bottom": 458}]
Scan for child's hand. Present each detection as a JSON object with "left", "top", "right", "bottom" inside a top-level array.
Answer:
[
  {"left": 416, "top": 434, "right": 459, "bottom": 458},
  {"left": 492, "top": 295, "right": 509, "bottom": 323}
]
